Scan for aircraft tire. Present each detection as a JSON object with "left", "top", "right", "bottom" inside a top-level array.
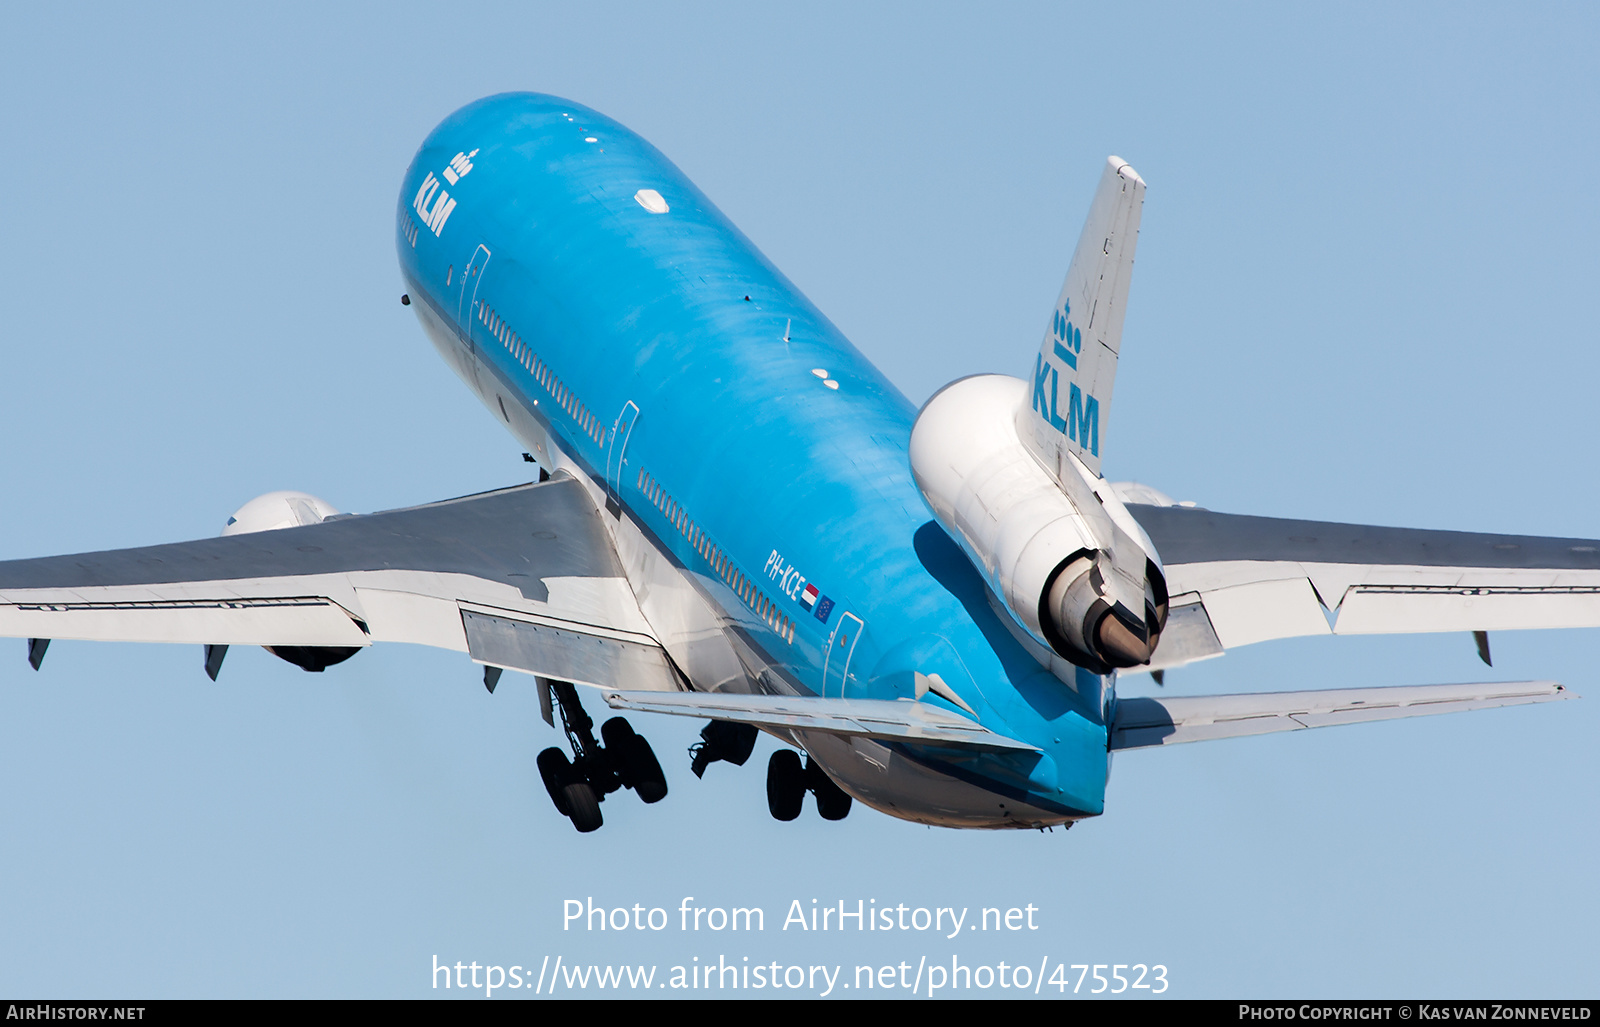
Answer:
[
  {"left": 626, "top": 736, "right": 669, "bottom": 804},
  {"left": 766, "top": 750, "right": 805, "bottom": 821},
  {"left": 563, "top": 781, "right": 604, "bottom": 833},
  {"left": 601, "top": 716, "right": 640, "bottom": 787},
  {"left": 601, "top": 715, "right": 637, "bottom": 752},
  {"left": 808, "top": 759, "right": 853, "bottom": 821},
  {"left": 537, "top": 747, "right": 574, "bottom": 817}
]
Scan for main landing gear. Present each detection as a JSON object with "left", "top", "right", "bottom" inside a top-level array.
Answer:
[
  {"left": 766, "top": 749, "right": 852, "bottom": 822},
  {"left": 536, "top": 680, "right": 667, "bottom": 833},
  {"left": 689, "top": 720, "right": 758, "bottom": 778},
  {"left": 683, "top": 719, "right": 852, "bottom": 822}
]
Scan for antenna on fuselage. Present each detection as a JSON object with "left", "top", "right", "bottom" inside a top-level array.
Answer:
[{"left": 782, "top": 318, "right": 791, "bottom": 356}]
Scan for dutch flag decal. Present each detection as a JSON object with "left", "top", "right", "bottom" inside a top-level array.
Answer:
[{"left": 799, "top": 583, "right": 819, "bottom": 611}]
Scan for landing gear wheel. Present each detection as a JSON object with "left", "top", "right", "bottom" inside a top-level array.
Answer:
[
  {"left": 537, "top": 747, "right": 574, "bottom": 817},
  {"left": 809, "top": 759, "right": 853, "bottom": 821},
  {"left": 601, "top": 717, "right": 639, "bottom": 791},
  {"left": 601, "top": 716, "right": 637, "bottom": 755},
  {"left": 562, "top": 780, "right": 603, "bottom": 833},
  {"left": 602, "top": 716, "right": 668, "bottom": 803},
  {"left": 766, "top": 750, "right": 805, "bottom": 821},
  {"left": 626, "top": 736, "right": 669, "bottom": 804}
]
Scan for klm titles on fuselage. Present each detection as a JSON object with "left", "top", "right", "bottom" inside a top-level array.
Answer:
[
  {"left": 1032, "top": 301, "right": 1099, "bottom": 456},
  {"left": 413, "top": 149, "right": 478, "bottom": 237}
]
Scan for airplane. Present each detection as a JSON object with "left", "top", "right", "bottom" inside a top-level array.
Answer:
[{"left": 1, "top": 91, "right": 1591, "bottom": 834}]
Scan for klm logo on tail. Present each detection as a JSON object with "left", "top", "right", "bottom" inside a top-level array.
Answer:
[
  {"left": 1031, "top": 301, "right": 1098, "bottom": 456},
  {"left": 1051, "top": 304, "right": 1082, "bottom": 369}
]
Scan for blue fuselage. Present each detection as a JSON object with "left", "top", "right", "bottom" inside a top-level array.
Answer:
[{"left": 397, "top": 94, "right": 1110, "bottom": 827}]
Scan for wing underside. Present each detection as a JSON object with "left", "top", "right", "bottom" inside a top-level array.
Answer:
[{"left": 0, "top": 475, "right": 681, "bottom": 690}]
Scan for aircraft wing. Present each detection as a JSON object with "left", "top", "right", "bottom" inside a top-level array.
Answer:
[
  {"left": 1127, "top": 503, "right": 1600, "bottom": 671},
  {"left": 0, "top": 475, "right": 683, "bottom": 690},
  {"left": 1110, "top": 680, "right": 1571, "bottom": 750}
]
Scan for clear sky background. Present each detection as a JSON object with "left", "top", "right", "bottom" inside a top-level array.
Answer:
[{"left": 0, "top": 1, "right": 1595, "bottom": 999}]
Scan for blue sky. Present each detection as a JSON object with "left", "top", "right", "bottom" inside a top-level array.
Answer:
[{"left": 0, "top": 2, "right": 1595, "bottom": 998}]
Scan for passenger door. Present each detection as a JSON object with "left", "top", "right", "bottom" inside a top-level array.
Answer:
[
  {"left": 605, "top": 401, "right": 640, "bottom": 517},
  {"left": 457, "top": 244, "right": 492, "bottom": 355},
  {"left": 822, "top": 612, "right": 864, "bottom": 698}
]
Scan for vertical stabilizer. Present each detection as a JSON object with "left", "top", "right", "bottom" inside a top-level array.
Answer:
[{"left": 1018, "top": 157, "right": 1144, "bottom": 480}]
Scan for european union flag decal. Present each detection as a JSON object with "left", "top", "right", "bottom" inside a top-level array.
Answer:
[{"left": 814, "top": 596, "right": 835, "bottom": 623}]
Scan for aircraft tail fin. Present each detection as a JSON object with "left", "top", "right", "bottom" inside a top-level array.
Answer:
[{"left": 1018, "top": 157, "right": 1145, "bottom": 479}]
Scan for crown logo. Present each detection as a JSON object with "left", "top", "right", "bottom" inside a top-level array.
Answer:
[{"left": 1051, "top": 301, "right": 1082, "bottom": 370}]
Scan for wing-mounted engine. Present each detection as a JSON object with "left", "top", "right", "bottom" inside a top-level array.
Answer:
[
  {"left": 222, "top": 490, "right": 360, "bottom": 673},
  {"left": 223, "top": 490, "right": 341, "bottom": 536},
  {"left": 910, "top": 375, "right": 1166, "bottom": 675}
]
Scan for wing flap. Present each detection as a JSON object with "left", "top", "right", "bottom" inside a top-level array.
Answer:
[
  {"left": 601, "top": 690, "right": 1040, "bottom": 752},
  {"left": 1332, "top": 583, "right": 1600, "bottom": 634},
  {"left": 1142, "top": 598, "right": 1225, "bottom": 672},
  {"left": 464, "top": 610, "right": 681, "bottom": 692},
  {"left": 1193, "top": 576, "right": 1330, "bottom": 648},
  {"left": 0, "top": 595, "right": 369, "bottom": 646},
  {"left": 1110, "top": 680, "right": 1572, "bottom": 751},
  {"left": 352, "top": 588, "right": 468, "bottom": 651}
]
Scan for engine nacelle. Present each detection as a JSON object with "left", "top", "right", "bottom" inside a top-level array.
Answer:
[
  {"left": 1045, "top": 551, "right": 1168, "bottom": 672},
  {"left": 910, "top": 375, "right": 1167, "bottom": 674},
  {"left": 221, "top": 490, "right": 359, "bottom": 673},
  {"left": 223, "top": 491, "right": 340, "bottom": 535}
]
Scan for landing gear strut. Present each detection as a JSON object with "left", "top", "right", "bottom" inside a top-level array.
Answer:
[
  {"left": 766, "top": 750, "right": 852, "bottom": 821},
  {"left": 536, "top": 680, "right": 667, "bottom": 833}
]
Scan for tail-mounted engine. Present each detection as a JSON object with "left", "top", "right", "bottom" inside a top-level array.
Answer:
[
  {"left": 910, "top": 375, "right": 1167, "bottom": 676},
  {"left": 1043, "top": 551, "right": 1168, "bottom": 673}
]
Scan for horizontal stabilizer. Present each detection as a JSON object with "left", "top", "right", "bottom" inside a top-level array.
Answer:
[
  {"left": 600, "top": 690, "right": 1038, "bottom": 752},
  {"left": 1111, "top": 680, "right": 1572, "bottom": 751}
]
